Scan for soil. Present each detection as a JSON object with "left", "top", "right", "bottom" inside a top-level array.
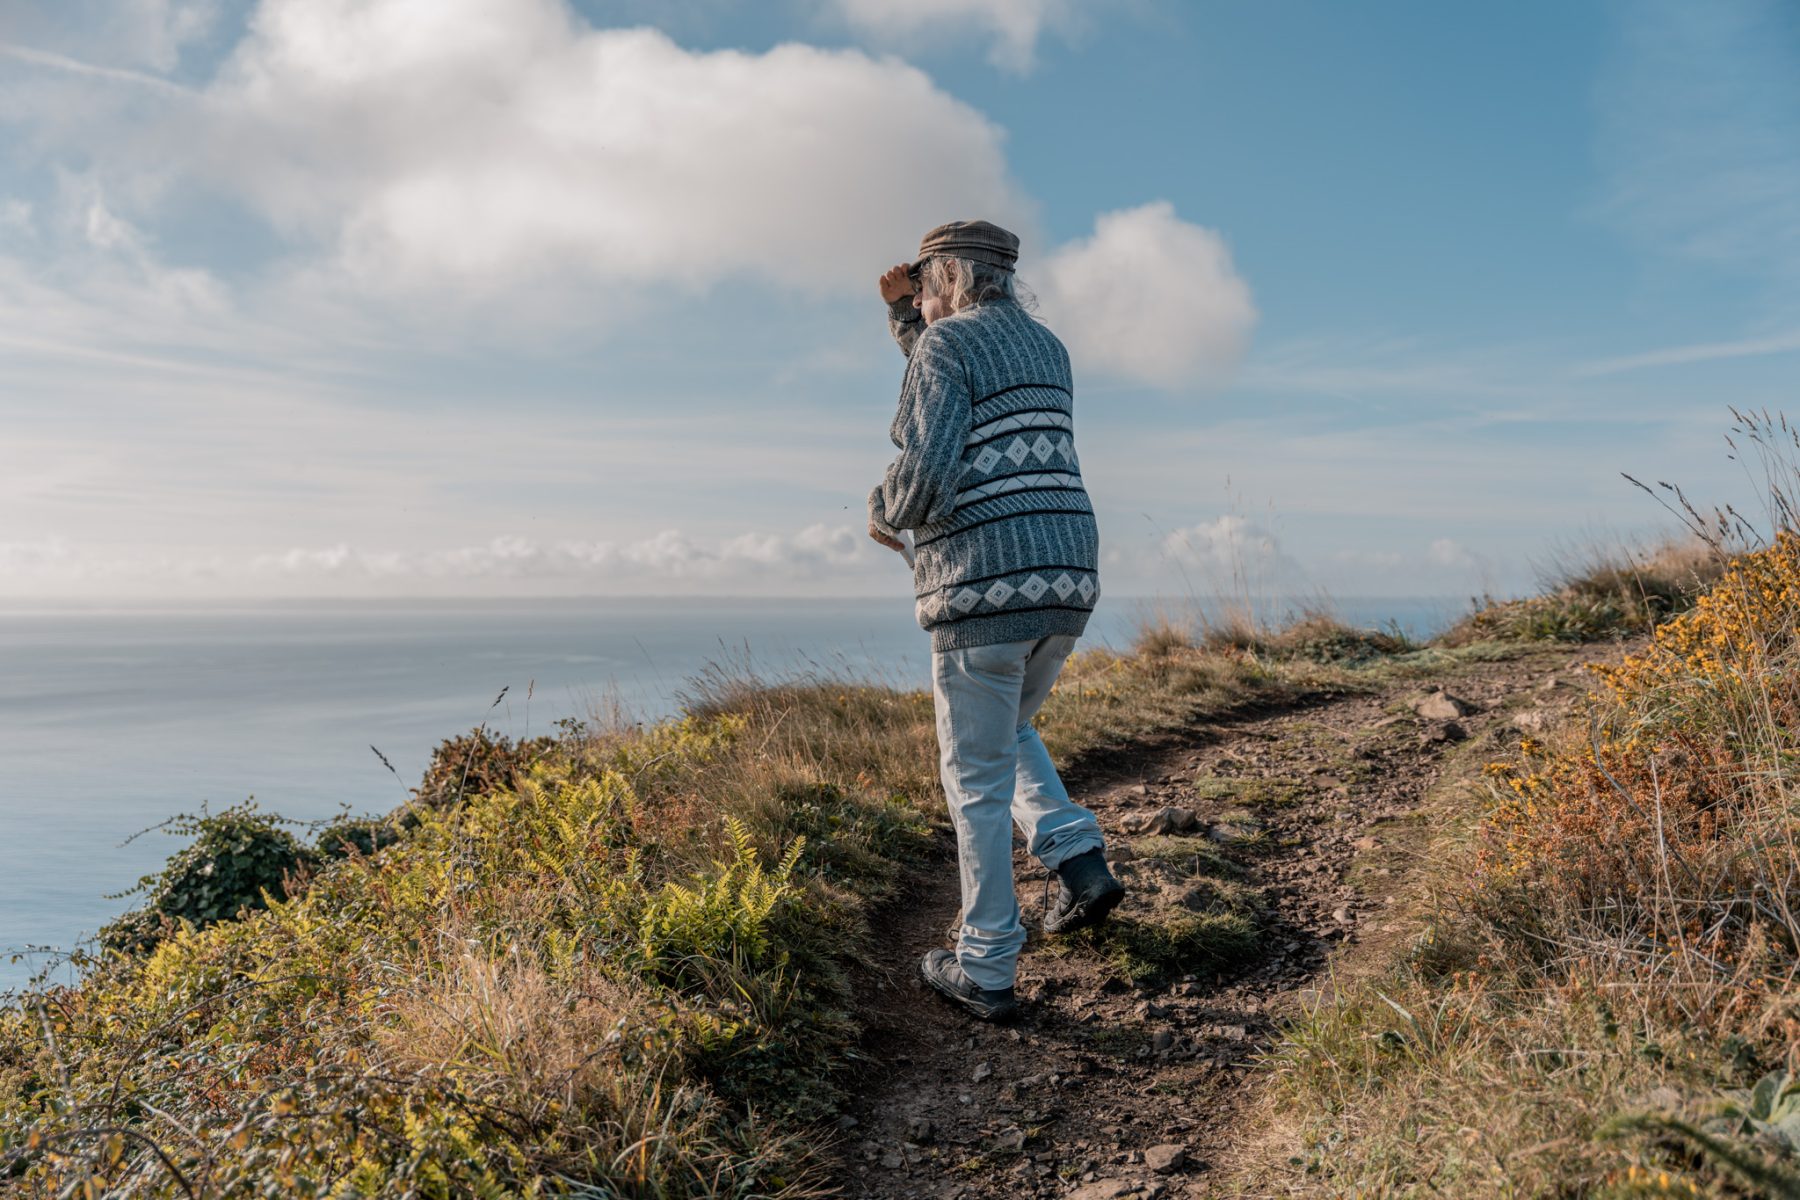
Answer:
[{"left": 825, "top": 641, "right": 1634, "bottom": 1199}]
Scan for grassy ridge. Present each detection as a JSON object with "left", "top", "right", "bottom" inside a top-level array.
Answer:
[
  {"left": 1250, "top": 536, "right": 1800, "bottom": 1197},
  {"left": 0, "top": 619, "right": 1351, "bottom": 1197}
]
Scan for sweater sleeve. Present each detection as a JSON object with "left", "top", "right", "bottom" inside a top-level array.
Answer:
[
  {"left": 887, "top": 295, "right": 924, "bottom": 358},
  {"left": 869, "top": 324, "right": 971, "bottom": 532}
]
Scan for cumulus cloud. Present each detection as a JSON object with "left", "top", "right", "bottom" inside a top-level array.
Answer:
[
  {"left": 25, "top": 0, "right": 1021, "bottom": 312},
  {"left": 1428, "top": 537, "right": 1473, "bottom": 568},
  {"left": 825, "top": 0, "right": 1090, "bottom": 73},
  {"left": 1036, "top": 202, "right": 1256, "bottom": 390},
  {"left": 1157, "top": 515, "right": 1306, "bottom": 589}
]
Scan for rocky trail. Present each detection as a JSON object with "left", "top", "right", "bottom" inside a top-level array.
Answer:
[{"left": 826, "top": 642, "right": 1624, "bottom": 1199}]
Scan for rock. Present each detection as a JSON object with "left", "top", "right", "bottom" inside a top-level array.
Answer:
[
  {"left": 879, "top": 1151, "right": 903, "bottom": 1169},
  {"left": 907, "top": 1116, "right": 934, "bottom": 1142},
  {"left": 1332, "top": 905, "right": 1352, "bottom": 924},
  {"left": 1151, "top": 1029, "right": 1175, "bottom": 1053},
  {"left": 1419, "top": 720, "right": 1468, "bottom": 745},
  {"left": 996, "top": 1126, "right": 1028, "bottom": 1153},
  {"left": 1106, "top": 842, "right": 1138, "bottom": 864},
  {"left": 1513, "top": 707, "right": 1553, "bottom": 732},
  {"left": 1412, "top": 689, "right": 1475, "bottom": 720},
  {"left": 1352, "top": 835, "right": 1380, "bottom": 851},
  {"left": 1207, "top": 817, "right": 1262, "bottom": 843},
  {"left": 1144, "top": 1143, "right": 1187, "bottom": 1173},
  {"left": 972, "top": 1061, "right": 993, "bottom": 1083},
  {"left": 1120, "top": 807, "right": 1197, "bottom": 836},
  {"left": 1131, "top": 783, "right": 1150, "bottom": 797},
  {"left": 1066, "top": 1182, "right": 1136, "bottom": 1200}
]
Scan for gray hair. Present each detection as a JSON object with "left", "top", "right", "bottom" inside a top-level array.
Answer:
[{"left": 918, "top": 255, "right": 1036, "bottom": 315}]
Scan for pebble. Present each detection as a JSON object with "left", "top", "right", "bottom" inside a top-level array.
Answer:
[{"left": 972, "top": 1061, "right": 993, "bottom": 1083}]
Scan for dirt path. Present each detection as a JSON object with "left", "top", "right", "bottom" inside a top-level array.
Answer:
[{"left": 827, "top": 643, "right": 1621, "bottom": 1199}]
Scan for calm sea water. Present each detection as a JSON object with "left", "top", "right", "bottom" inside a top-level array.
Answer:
[{"left": 0, "top": 594, "right": 1464, "bottom": 992}]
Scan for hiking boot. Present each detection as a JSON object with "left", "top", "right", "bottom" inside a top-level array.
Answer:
[
  {"left": 1042, "top": 847, "right": 1125, "bottom": 935},
  {"left": 919, "top": 949, "right": 1018, "bottom": 1022}
]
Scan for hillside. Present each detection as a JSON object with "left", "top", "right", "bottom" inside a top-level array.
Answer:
[{"left": 7, "top": 536, "right": 1794, "bottom": 1199}]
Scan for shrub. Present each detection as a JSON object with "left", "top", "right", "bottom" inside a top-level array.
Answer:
[
  {"left": 99, "top": 801, "right": 314, "bottom": 955},
  {"left": 1445, "top": 539, "right": 1719, "bottom": 644},
  {"left": 410, "top": 728, "right": 558, "bottom": 810}
]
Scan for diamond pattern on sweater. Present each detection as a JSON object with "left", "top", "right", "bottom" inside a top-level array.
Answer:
[
  {"left": 1004, "top": 437, "right": 1031, "bottom": 465},
  {"left": 973, "top": 446, "right": 1003, "bottom": 473},
  {"left": 1051, "top": 573, "right": 1077, "bottom": 600},
  {"left": 960, "top": 471, "right": 1080, "bottom": 504},
  {"left": 1018, "top": 574, "right": 1049, "bottom": 601},
  {"left": 951, "top": 588, "right": 981, "bottom": 613},
  {"left": 1031, "top": 434, "right": 1055, "bottom": 463},
  {"left": 984, "top": 580, "right": 1016, "bottom": 607},
  {"left": 1076, "top": 576, "right": 1096, "bottom": 602}
]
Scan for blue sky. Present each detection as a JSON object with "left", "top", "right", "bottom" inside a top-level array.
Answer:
[{"left": 0, "top": 0, "right": 1795, "bottom": 602}]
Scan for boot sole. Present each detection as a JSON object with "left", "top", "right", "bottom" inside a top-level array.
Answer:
[{"left": 1043, "top": 882, "right": 1125, "bottom": 936}]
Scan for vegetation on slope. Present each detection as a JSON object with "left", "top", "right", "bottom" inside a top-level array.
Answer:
[
  {"left": 0, "top": 616, "right": 1354, "bottom": 1197},
  {"left": 1257, "top": 530, "right": 1800, "bottom": 1196}
]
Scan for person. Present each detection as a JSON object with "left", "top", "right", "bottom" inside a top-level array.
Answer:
[{"left": 868, "top": 219, "right": 1125, "bottom": 1022}]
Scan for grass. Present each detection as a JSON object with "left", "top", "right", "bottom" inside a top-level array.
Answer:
[
  {"left": 1444, "top": 536, "right": 1721, "bottom": 645},
  {"left": 1230, "top": 435, "right": 1800, "bottom": 1197},
  {"left": 0, "top": 608, "right": 1400, "bottom": 1198},
  {"left": 4, "top": 547, "right": 1704, "bottom": 1197}
]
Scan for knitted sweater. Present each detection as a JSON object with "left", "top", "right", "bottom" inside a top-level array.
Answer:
[{"left": 870, "top": 296, "right": 1100, "bottom": 651}]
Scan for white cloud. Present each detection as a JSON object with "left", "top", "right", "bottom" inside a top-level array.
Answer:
[
  {"left": 1428, "top": 537, "right": 1473, "bottom": 568},
  {"left": 1036, "top": 202, "right": 1256, "bottom": 390},
  {"left": 1573, "top": 326, "right": 1800, "bottom": 377},
  {"left": 120, "top": 0, "right": 1026, "bottom": 313},
  {"left": 825, "top": 0, "right": 1091, "bottom": 73},
  {"left": 0, "top": 199, "right": 32, "bottom": 236},
  {"left": 0, "top": 0, "right": 217, "bottom": 76},
  {"left": 0, "top": 537, "right": 76, "bottom": 571},
  {"left": 1155, "top": 515, "right": 1305, "bottom": 590},
  {"left": 243, "top": 524, "right": 881, "bottom": 585}
]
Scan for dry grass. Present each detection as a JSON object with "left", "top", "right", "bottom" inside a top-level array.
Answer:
[
  {"left": 1444, "top": 536, "right": 1723, "bottom": 645},
  {"left": 1235, "top": 420, "right": 1800, "bottom": 1198}
]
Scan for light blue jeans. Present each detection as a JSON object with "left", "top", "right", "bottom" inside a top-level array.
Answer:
[{"left": 931, "top": 634, "right": 1106, "bottom": 990}]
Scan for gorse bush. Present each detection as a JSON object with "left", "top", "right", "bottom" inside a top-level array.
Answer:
[{"left": 1480, "top": 531, "right": 1800, "bottom": 1048}]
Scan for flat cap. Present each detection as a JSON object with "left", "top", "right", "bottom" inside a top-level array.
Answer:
[{"left": 917, "top": 219, "right": 1019, "bottom": 271}]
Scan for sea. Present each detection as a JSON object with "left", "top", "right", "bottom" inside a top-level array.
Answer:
[{"left": 0, "top": 594, "right": 1466, "bottom": 994}]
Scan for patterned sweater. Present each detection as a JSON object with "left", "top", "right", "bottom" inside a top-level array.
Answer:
[{"left": 870, "top": 295, "right": 1100, "bottom": 651}]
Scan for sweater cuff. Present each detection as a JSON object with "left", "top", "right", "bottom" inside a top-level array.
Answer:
[
  {"left": 868, "top": 485, "right": 901, "bottom": 537},
  {"left": 887, "top": 296, "right": 922, "bottom": 324}
]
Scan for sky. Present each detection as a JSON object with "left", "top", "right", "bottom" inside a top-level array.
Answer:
[{"left": 0, "top": 0, "right": 1796, "bottom": 604}]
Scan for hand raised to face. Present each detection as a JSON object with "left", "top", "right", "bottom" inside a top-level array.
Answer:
[{"left": 878, "top": 263, "right": 915, "bottom": 305}]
